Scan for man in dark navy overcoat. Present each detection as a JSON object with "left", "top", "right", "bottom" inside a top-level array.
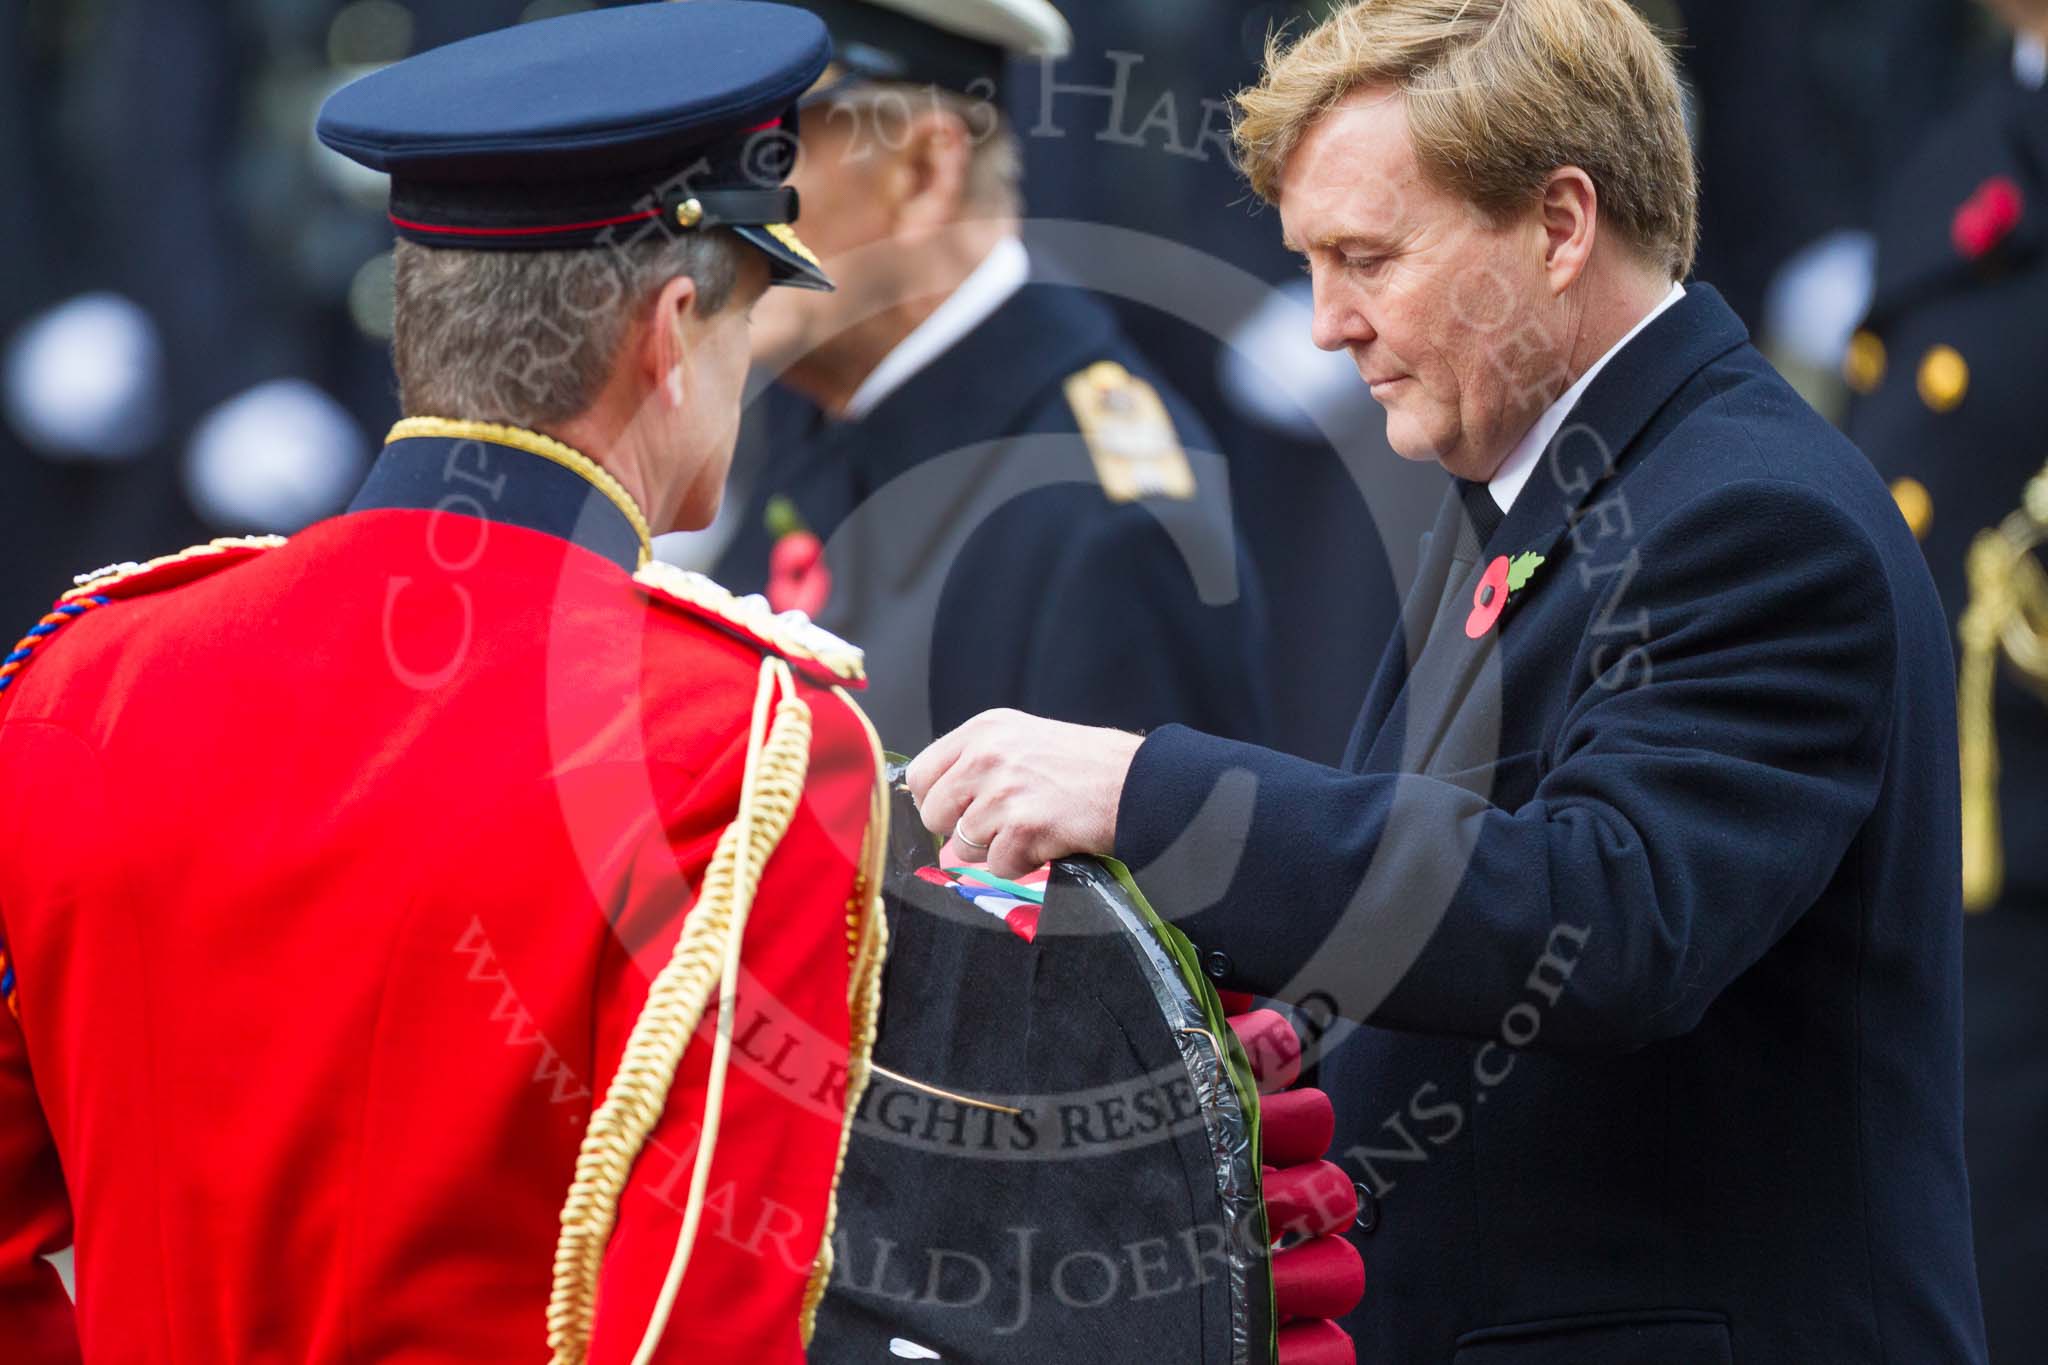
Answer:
[
  {"left": 1843, "top": 2, "right": 2048, "bottom": 1356},
  {"left": 906, "top": 1, "right": 1989, "bottom": 1361}
]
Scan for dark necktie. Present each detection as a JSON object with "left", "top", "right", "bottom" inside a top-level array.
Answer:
[{"left": 1455, "top": 477, "right": 1504, "bottom": 548}]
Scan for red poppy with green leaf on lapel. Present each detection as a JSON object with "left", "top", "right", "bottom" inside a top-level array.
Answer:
[
  {"left": 763, "top": 494, "right": 831, "bottom": 616},
  {"left": 1466, "top": 551, "right": 1547, "bottom": 639}
]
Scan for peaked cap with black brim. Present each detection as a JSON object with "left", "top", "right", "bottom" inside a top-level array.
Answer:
[{"left": 316, "top": 0, "right": 834, "bottom": 290}]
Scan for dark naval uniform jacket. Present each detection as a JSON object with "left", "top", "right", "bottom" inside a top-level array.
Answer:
[
  {"left": 1115, "top": 286, "right": 1987, "bottom": 1363},
  {"left": 715, "top": 279, "right": 1271, "bottom": 752},
  {"left": 1844, "top": 54, "right": 2048, "bottom": 1364}
]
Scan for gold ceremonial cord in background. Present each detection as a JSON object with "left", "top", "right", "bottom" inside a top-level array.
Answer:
[
  {"left": 1958, "top": 461, "right": 2048, "bottom": 911},
  {"left": 546, "top": 656, "right": 815, "bottom": 1364}
]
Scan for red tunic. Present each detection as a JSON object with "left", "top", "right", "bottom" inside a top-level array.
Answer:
[{"left": 0, "top": 429, "right": 885, "bottom": 1363}]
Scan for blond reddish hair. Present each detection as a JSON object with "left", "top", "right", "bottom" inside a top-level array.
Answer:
[{"left": 1233, "top": 0, "right": 1697, "bottom": 279}]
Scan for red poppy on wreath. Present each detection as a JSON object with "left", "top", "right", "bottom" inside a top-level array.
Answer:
[
  {"left": 764, "top": 495, "right": 831, "bottom": 616},
  {"left": 1465, "top": 552, "right": 1546, "bottom": 639},
  {"left": 1952, "top": 175, "right": 2024, "bottom": 261}
]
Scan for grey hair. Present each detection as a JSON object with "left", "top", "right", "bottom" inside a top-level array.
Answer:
[
  {"left": 816, "top": 86, "right": 1023, "bottom": 217},
  {"left": 391, "top": 228, "right": 743, "bottom": 427}
]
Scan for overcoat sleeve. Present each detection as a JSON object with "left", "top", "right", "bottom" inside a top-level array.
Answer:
[{"left": 1115, "top": 481, "right": 1904, "bottom": 1052}]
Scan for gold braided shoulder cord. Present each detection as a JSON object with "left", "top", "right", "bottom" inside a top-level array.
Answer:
[
  {"left": 797, "top": 689, "right": 891, "bottom": 1344},
  {"left": 61, "top": 535, "right": 288, "bottom": 603},
  {"left": 547, "top": 656, "right": 809, "bottom": 1364},
  {"left": 1959, "top": 461, "right": 2048, "bottom": 911},
  {"left": 545, "top": 665, "right": 892, "bottom": 1364}
]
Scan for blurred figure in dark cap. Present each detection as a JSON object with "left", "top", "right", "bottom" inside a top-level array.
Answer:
[
  {"left": 693, "top": 0, "right": 1272, "bottom": 754},
  {"left": 1845, "top": 2, "right": 2048, "bottom": 1357}
]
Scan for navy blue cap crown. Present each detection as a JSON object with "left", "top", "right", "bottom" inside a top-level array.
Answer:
[{"left": 316, "top": 0, "right": 833, "bottom": 289}]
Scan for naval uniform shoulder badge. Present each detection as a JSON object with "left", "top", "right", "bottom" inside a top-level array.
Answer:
[
  {"left": 1062, "top": 360, "right": 1196, "bottom": 504},
  {"left": 634, "top": 559, "right": 865, "bottom": 687}
]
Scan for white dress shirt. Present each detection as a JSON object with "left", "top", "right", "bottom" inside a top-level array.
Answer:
[
  {"left": 842, "top": 235, "right": 1031, "bottom": 420},
  {"left": 1488, "top": 282, "right": 1687, "bottom": 514},
  {"left": 2017, "top": 34, "right": 2046, "bottom": 90}
]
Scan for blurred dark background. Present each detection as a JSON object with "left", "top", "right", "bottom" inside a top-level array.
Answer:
[{"left": 0, "top": 0, "right": 2009, "bottom": 628}]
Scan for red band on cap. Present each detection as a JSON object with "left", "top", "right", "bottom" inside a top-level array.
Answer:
[{"left": 389, "top": 208, "right": 663, "bottom": 238}]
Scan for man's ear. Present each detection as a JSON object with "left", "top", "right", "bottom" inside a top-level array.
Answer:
[
  {"left": 643, "top": 273, "right": 701, "bottom": 409},
  {"left": 892, "top": 109, "right": 973, "bottom": 238},
  {"left": 1538, "top": 166, "right": 1599, "bottom": 295}
]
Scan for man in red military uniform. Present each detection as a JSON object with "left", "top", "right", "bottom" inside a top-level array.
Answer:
[{"left": 0, "top": 5, "right": 889, "bottom": 1361}]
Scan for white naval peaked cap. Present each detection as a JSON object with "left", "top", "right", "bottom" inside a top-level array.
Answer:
[
  {"left": 874, "top": 0, "right": 1071, "bottom": 57},
  {"left": 794, "top": 0, "right": 1071, "bottom": 99}
]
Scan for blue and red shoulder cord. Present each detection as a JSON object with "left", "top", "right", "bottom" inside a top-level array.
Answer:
[
  {"left": 0, "top": 594, "right": 111, "bottom": 696},
  {"left": 0, "top": 592, "right": 115, "bottom": 1016}
]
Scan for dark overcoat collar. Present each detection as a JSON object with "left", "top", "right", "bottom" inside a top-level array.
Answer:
[{"left": 1350, "top": 284, "right": 1751, "bottom": 772}]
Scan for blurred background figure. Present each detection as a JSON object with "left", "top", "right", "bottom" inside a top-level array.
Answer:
[
  {"left": 4, "top": 0, "right": 2041, "bottom": 1329},
  {"left": 688, "top": 0, "right": 1279, "bottom": 754},
  {"left": 7, "top": 0, "right": 2000, "bottom": 751},
  {"left": 0, "top": 0, "right": 572, "bottom": 631},
  {"left": 1844, "top": 2, "right": 2048, "bottom": 1357}
]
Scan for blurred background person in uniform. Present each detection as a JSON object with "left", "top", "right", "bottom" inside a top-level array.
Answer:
[
  {"left": 1844, "top": 1, "right": 2048, "bottom": 1356},
  {"left": 683, "top": 0, "right": 1276, "bottom": 753}
]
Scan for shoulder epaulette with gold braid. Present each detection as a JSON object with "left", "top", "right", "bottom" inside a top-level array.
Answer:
[
  {"left": 0, "top": 536, "right": 286, "bottom": 701},
  {"left": 62, "top": 535, "right": 287, "bottom": 604},
  {"left": 634, "top": 559, "right": 865, "bottom": 688}
]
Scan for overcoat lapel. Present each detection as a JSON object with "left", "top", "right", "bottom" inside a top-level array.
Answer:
[
  {"left": 1343, "top": 486, "right": 1469, "bottom": 769},
  {"left": 1367, "top": 285, "right": 1753, "bottom": 775}
]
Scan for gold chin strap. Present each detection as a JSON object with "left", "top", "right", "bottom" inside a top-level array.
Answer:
[
  {"left": 547, "top": 657, "right": 888, "bottom": 1364},
  {"left": 1958, "top": 462, "right": 2048, "bottom": 911}
]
